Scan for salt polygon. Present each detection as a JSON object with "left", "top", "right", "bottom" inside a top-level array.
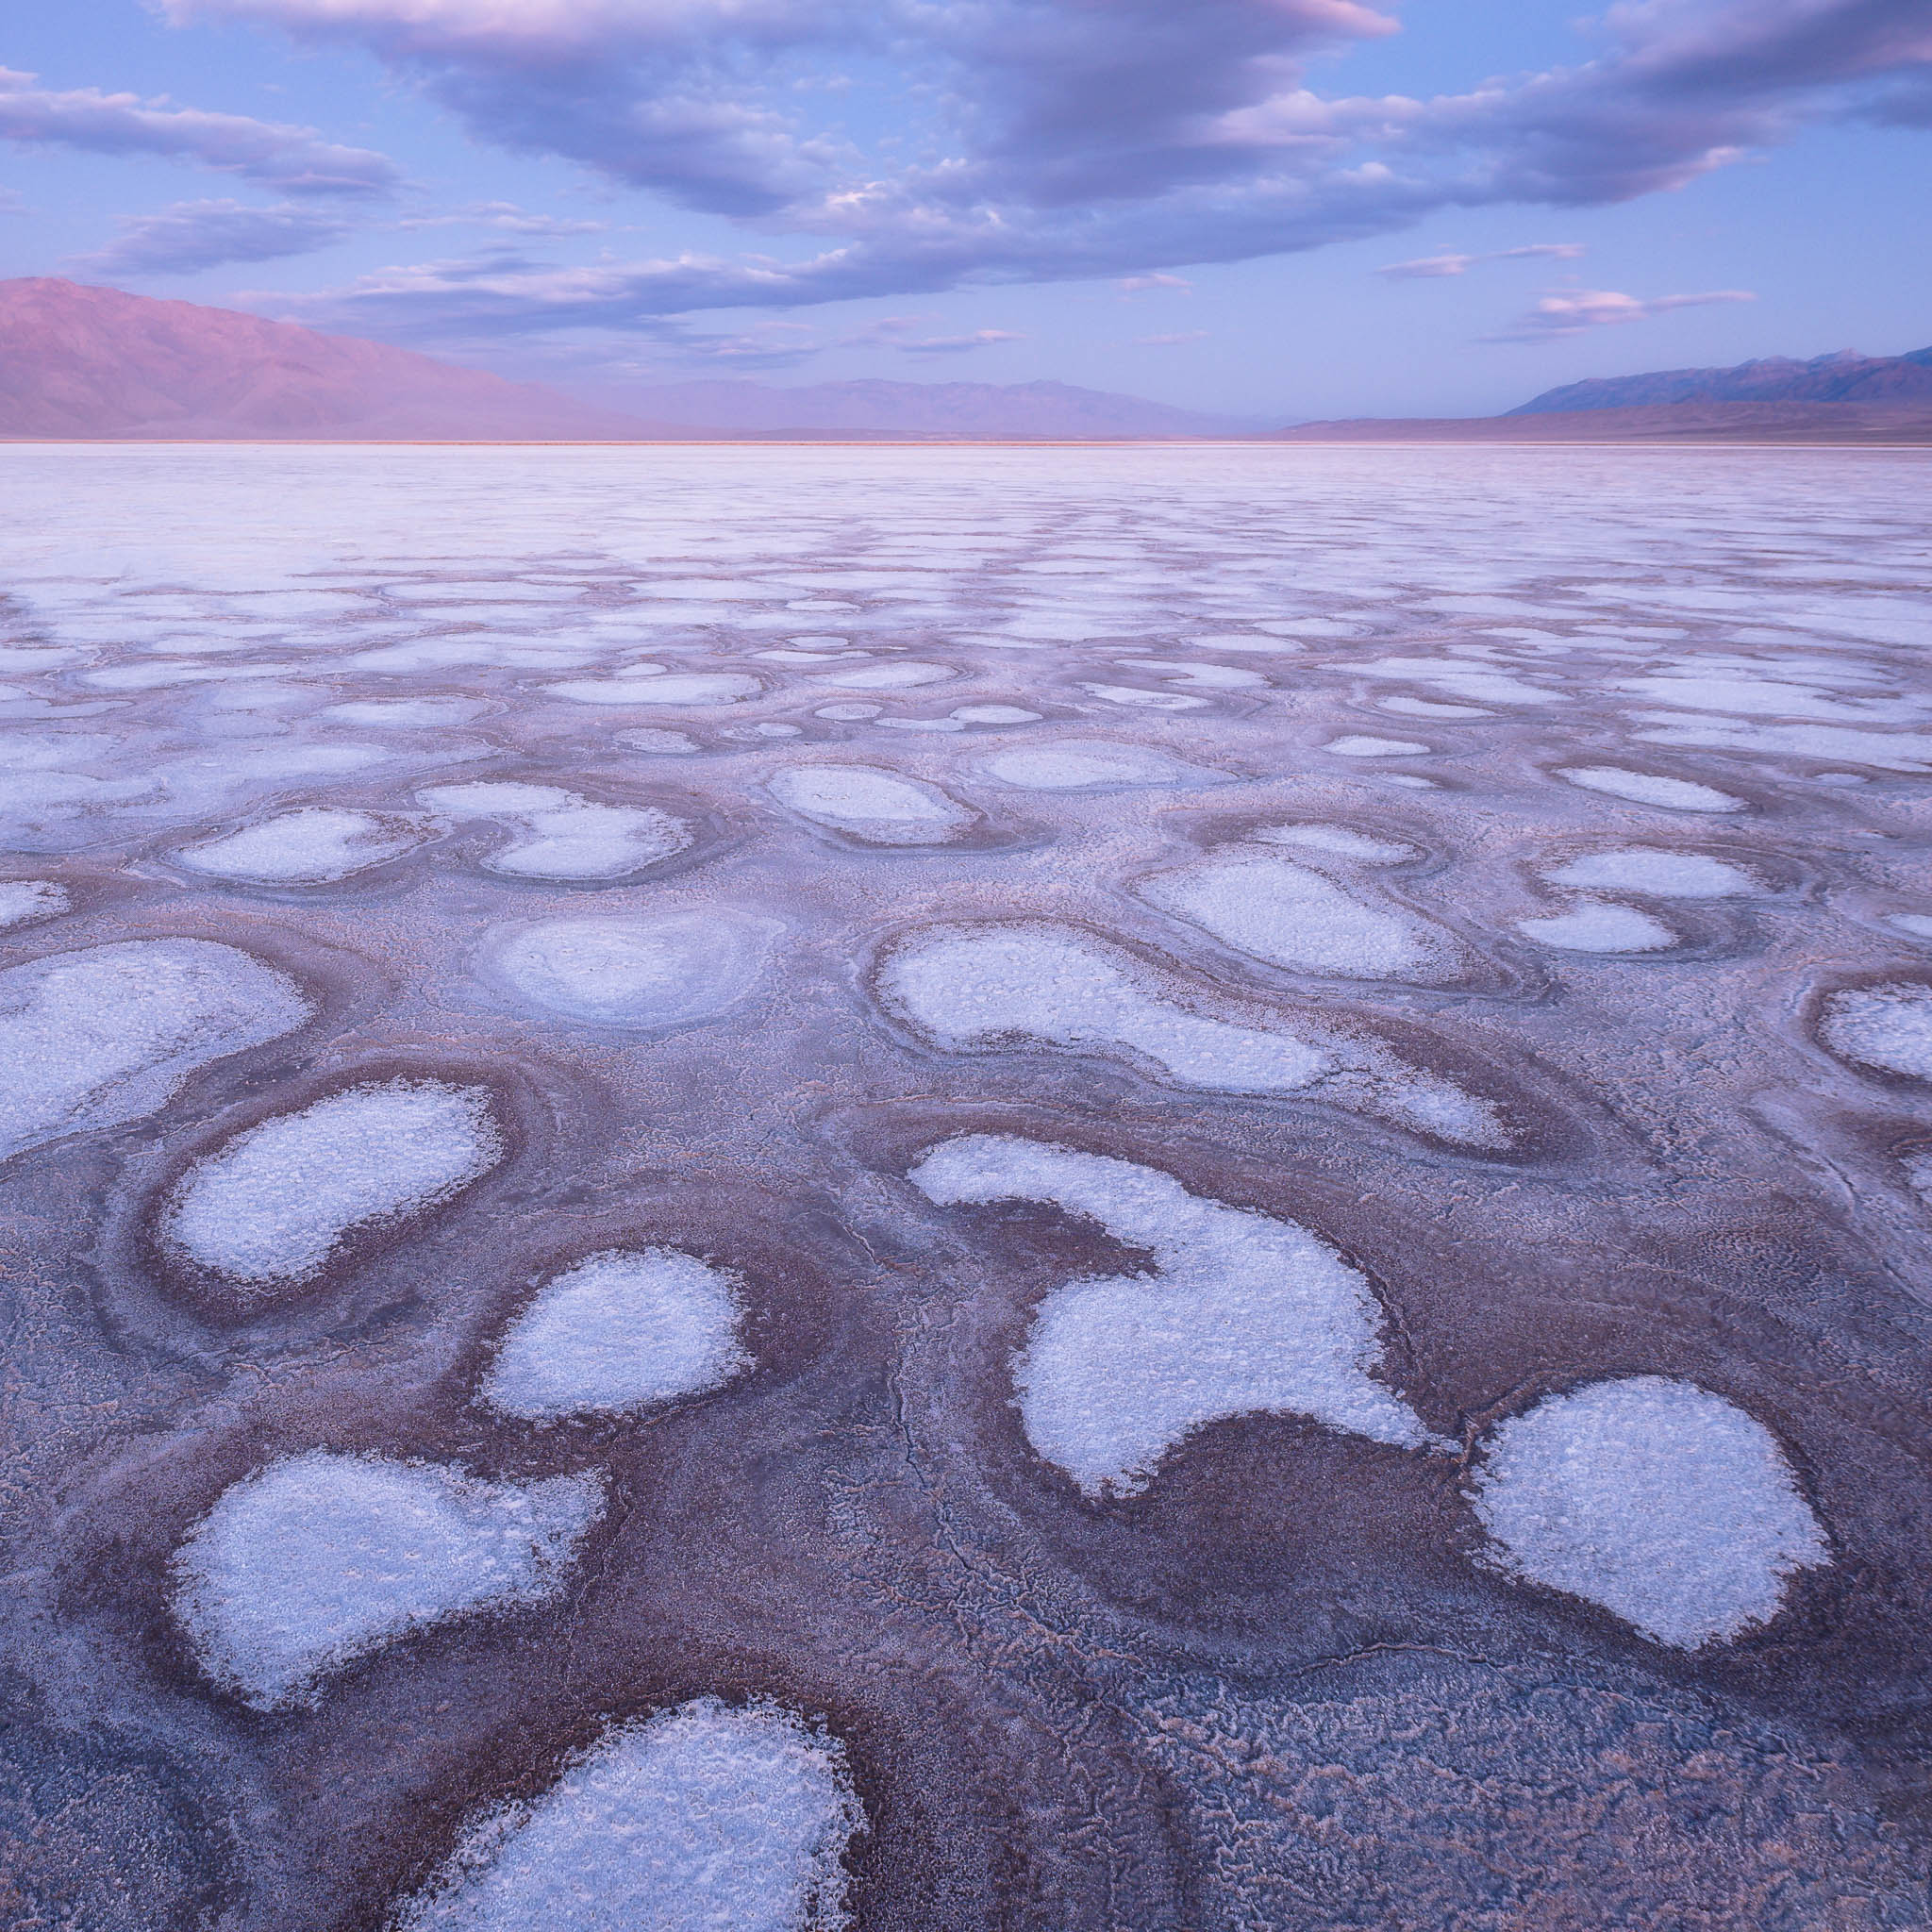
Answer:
[
  {"left": 394, "top": 1697, "right": 862, "bottom": 1932},
  {"left": 161, "top": 1078, "right": 503, "bottom": 1288},
  {"left": 1516, "top": 903, "right": 1676, "bottom": 954},
  {"left": 1541, "top": 851, "right": 1757, "bottom": 898},
  {"left": 1470, "top": 1376, "right": 1827, "bottom": 1647},
  {"left": 1820, "top": 982, "right": 1932, "bottom": 1080},
  {"left": 0, "top": 879, "right": 68, "bottom": 927},
  {"left": 482, "top": 912, "right": 778, "bottom": 1029},
  {"left": 171, "top": 1452, "right": 605, "bottom": 1709},
  {"left": 974, "top": 743, "right": 1213, "bottom": 791},
  {"left": 175, "top": 808, "right": 425, "bottom": 884},
  {"left": 909, "top": 1134, "right": 1438, "bottom": 1495},
  {"left": 480, "top": 1248, "right": 749, "bottom": 1421},
  {"left": 767, "top": 766, "right": 972, "bottom": 843},
  {"left": 1557, "top": 767, "right": 1743, "bottom": 813},
  {"left": 418, "top": 783, "right": 691, "bottom": 881},
  {"left": 0, "top": 939, "right": 310, "bottom": 1161}
]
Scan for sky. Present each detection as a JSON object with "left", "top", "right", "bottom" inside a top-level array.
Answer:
[{"left": 1, "top": 0, "right": 1928, "bottom": 421}]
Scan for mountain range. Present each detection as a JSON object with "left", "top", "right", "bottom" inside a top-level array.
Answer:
[{"left": 1, "top": 277, "right": 1926, "bottom": 441}]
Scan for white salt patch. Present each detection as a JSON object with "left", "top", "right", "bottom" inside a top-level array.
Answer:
[
  {"left": 767, "top": 766, "right": 971, "bottom": 843},
  {"left": 812, "top": 661, "right": 954, "bottom": 690},
  {"left": 1141, "top": 854, "right": 1448, "bottom": 981},
  {"left": 1905, "top": 1150, "right": 1932, "bottom": 1201},
  {"left": 395, "top": 1698, "right": 861, "bottom": 1932},
  {"left": 0, "top": 940, "right": 310, "bottom": 1162},
  {"left": 1078, "top": 684, "right": 1208, "bottom": 711},
  {"left": 175, "top": 808, "right": 425, "bottom": 885},
  {"left": 171, "top": 1453, "right": 604, "bottom": 1710},
  {"left": 909, "top": 1135, "right": 1436, "bottom": 1496},
  {"left": 1632, "top": 716, "right": 1932, "bottom": 774},
  {"left": 975, "top": 743, "right": 1213, "bottom": 791},
  {"left": 1886, "top": 913, "right": 1932, "bottom": 941},
  {"left": 418, "top": 782, "right": 691, "bottom": 881},
  {"left": 546, "top": 674, "right": 760, "bottom": 707},
  {"left": 951, "top": 705, "right": 1040, "bottom": 724},
  {"left": 1471, "top": 1376, "right": 1826, "bottom": 1648},
  {"left": 1821, "top": 983, "right": 1932, "bottom": 1080},
  {"left": 1558, "top": 767, "right": 1743, "bottom": 813},
  {"left": 1516, "top": 902, "right": 1676, "bottom": 954},
  {"left": 617, "top": 727, "right": 700, "bottom": 755},
  {"left": 1378, "top": 696, "right": 1491, "bottom": 719},
  {"left": 0, "top": 879, "right": 68, "bottom": 927},
  {"left": 161, "top": 1079, "right": 503, "bottom": 1288},
  {"left": 1326, "top": 736, "right": 1429, "bottom": 758},
  {"left": 1254, "top": 824, "right": 1412, "bottom": 862},
  {"left": 481, "top": 1248, "right": 748, "bottom": 1421},
  {"left": 1542, "top": 851, "right": 1757, "bottom": 899},
  {"left": 484, "top": 913, "right": 777, "bottom": 1029},
  {"left": 324, "top": 698, "right": 489, "bottom": 728},
  {"left": 1113, "top": 659, "right": 1268, "bottom": 690},
  {"left": 814, "top": 703, "right": 880, "bottom": 722}
]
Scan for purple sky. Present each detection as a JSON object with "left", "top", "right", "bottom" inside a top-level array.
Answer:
[{"left": 2, "top": 0, "right": 1928, "bottom": 416}]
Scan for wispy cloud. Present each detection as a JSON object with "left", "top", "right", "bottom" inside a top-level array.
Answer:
[
  {"left": 396, "top": 201, "right": 608, "bottom": 236},
  {"left": 0, "top": 66, "right": 398, "bottom": 194},
  {"left": 1378, "top": 242, "right": 1585, "bottom": 278},
  {"left": 1485, "top": 286, "right": 1757, "bottom": 341},
  {"left": 896, "top": 329, "right": 1026, "bottom": 355},
  {"left": 1118, "top": 273, "right": 1193, "bottom": 293},
  {"left": 69, "top": 198, "right": 354, "bottom": 275},
  {"left": 1135, "top": 329, "right": 1208, "bottom": 345}
]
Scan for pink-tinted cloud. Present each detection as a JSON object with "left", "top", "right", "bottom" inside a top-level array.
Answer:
[{"left": 1485, "top": 286, "right": 1757, "bottom": 341}]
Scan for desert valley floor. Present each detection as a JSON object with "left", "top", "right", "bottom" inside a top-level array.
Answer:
[{"left": 2, "top": 441, "right": 1930, "bottom": 1930}]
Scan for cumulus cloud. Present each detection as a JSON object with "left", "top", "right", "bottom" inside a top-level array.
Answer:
[
  {"left": 1379, "top": 242, "right": 1585, "bottom": 277},
  {"left": 1485, "top": 286, "right": 1757, "bottom": 341},
  {"left": 70, "top": 199, "right": 354, "bottom": 275},
  {"left": 174, "top": 0, "right": 1930, "bottom": 335},
  {"left": 0, "top": 66, "right": 398, "bottom": 194}
]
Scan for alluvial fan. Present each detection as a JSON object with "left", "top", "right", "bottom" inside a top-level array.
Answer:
[{"left": 2, "top": 442, "right": 1930, "bottom": 1930}]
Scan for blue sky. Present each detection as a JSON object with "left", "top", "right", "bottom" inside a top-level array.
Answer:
[{"left": 2, "top": 0, "right": 1927, "bottom": 419}]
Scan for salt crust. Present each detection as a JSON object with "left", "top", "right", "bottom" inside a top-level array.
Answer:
[
  {"left": 974, "top": 742, "right": 1211, "bottom": 790},
  {"left": 767, "top": 766, "right": 971, "bottom": 842},
  {"left": 0, "top": 939, "right": 311, "bottom": 1161},
  {"left": 1326, "top": 736, "right": 1429, "bottom": 758},
  {"left": 394, "top": 1697, "right": 861, "bottom": 1932},
  {"left": 1557, "top": 766, "right": 1743, "bottom": 813},
  {"left": 909, "top": 1134, "right": 1437, "bottom": 1496},
  {"left": 484, "top": 912, "right": 778, "bottom": 1028},
  {"left": 1471, "top": 1376, "right": 1827, "bottom": 1647},
  {"left": 1821, "top": 982, "right": 1932, "bottom": 1080},
  {"left": 161, "top": 1078, "right": 503, "bottom": 1287},
  {"left": 418, "top": 782, "right": 691, "bottom": 881},
  {"left": 811, "top": 660, "right": 954, "bottom": 690},
  {"left": 1140, "top": 852, "right": 1447, "bottom": 981},
  {"left": 480, "top": 1248, "right": 749, "bottom": 1421},
  {"left": 172, "top": 1452, "right": 605, "bottom": 1709},
  {"left": 1516, "top": 902, "right": 1676, "bottom": 954},
  {"left": 544, "top": 673, "right": 760, "bottom": 707},
  {"left": 1253, "top": 824, "right": 1411, "bottom": 862},
  {"left": 1887, "top": 913, "right": 1932, "bottom": 941},
  {"left": 175, "top": 807, "right": 425, "bottom": 884},
  {"left": 0, "top": 879, "right": 68, "bottom": 927},
  {"left": 1542, "top": 850, "right": 1757, "bottom": 898},
  {"left": 877, "top": 924, "right": 1500, "bottom": 1143}
]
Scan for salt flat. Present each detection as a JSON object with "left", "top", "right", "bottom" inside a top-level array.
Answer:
[{"left": 2, "top": 442, "right": 1929, "bottom": 1929}]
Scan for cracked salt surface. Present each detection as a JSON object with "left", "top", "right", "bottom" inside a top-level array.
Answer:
[
  {"left": 0, "top": 939, "right": 310, "bottom": 1161},
  {"left": 1557, "top": 766, "right": 1743, "bottom": 813},
  {"left": 395, "top": 1698, "right": 861, "bottom": 1932},
  {"left": 1541, "top": 849, "right": 1757, "bottom": 898},
  {"left": 974, "top": 741, "right": 1219, "bottom": 790},
  {"left": 1516, "top": 902, "right": 1677, "bottom": 954},
  {"left": 482, "top": 911, "right": 778, "bottom": 1028},
  {"left": 480, "top": 1248, "right": 749, "bottom": 1421},
  {"left": 0, "top": 878, "right": 68, "bottom": 926},
  {"left": 175, "top": 807, "right": 427, "bottom": 884},
  {"left": 766, "top": 765, "right": 972, "bottom": 842},
  {"left": 1471, "top": 1377, "right": 1827, "bottom": 1647},
  {"left": 172, "top": 1453, "right": 605, "bottom": 1709},
  {"left": 161, "top": 1078, "right": 503, "bottom": 1287},
  {"left": 910, "top": 1135, "right": 1439, "bottom": 1497},
  {"left": 417, "top": 783, "right": 691, "bottom": 881},
  {"left": 1821, "top": 983, "right": 1932, "bottom": 1080}
]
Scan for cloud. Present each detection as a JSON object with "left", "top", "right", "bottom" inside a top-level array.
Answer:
[
  {"left": 894, "top": 328, "right": 1026, "bottom": 355},
  {"left": 0, "top": 66, "right": 398, "bottom": 194},
  {"left": 1134, "top": 330, "right": 1208, "bottom": 345},
  {"left": 1485, "top": 286, "right": 1757, "bottom": 341},
  {"left": 1378, "top": 242, "right": 1585, "bottom": 277},
  {"left": 69, "top": 198, "right": 354, "bottom": 275},
  {"left": 1118, "top": 272, "right": 1192, "bottom": 293},
  {"left": 184, "top": 0, "right": 1929, "bottom": 338},
  {"left": 396, "top": 201, "right": 608, "bottom": 236}
]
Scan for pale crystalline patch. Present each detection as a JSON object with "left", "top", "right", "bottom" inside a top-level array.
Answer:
[
  {"left": 1253, "top": 824, "right": 1412, "bottom": 862},
  {"left": 1905, "top": 1150, "right": 1932, "bottom": 1202},
  {"left": 0, "top": 940, "right": 311, "bottom": 1162},
  {"left": 0, "top": 879, "right": 68, "bottom": 927},
  {"left": 175, "top": 808, "right": 427, "bottom": 885},
  {"left": 1077, "top": 684, "right": 1208, "bottom": 711},
  {"left": 950, "top": 705, "right": 1040, "bottom": 724},
  {"left": 1378, "top": 695, "right": 1492, "bottom": 719},
  {"left": 618, "top": 727, "right": 701, "bottom": 755},
  {"left": 975, "top": 742, "right": 1216, "bottom": 791},
  {"left": 1326, "top": 735, "right": 1429, "bottom": 758},
  {"left": 1557, "top": 767, "right": 1744, "bottom": 813},
  {"left": 171, "top": 1453, "right": 605, "bottom": 1710},
  {"left": 1112, "top": 659, "right": 1269, "bottom": 690},
  {"left": 418, "top": 783, "right": 691, "bottom": 881},
  {"left": 1516, "top": 902, "right": 1676, "bottom": 955},
  {"left": 480, "top": 1248, "right": 749, "bottom": 1421},
  {"left": 1631, "top": 716, "right": 1932, "bottom": 774},
  {"left": 161, "top": 1079, "right": 503, "bottom": 1288},
  {"left": 908, "top": 1135, "right": 1437, "bottom": 1497},
  {"left": 483, "top": 913, "right": 778, "bottom": 1029},
  {"left": 767, "top": 766, "right": 972, "bottom": 844},
  {"left": 810, "top": 660, "right": 955, "bottom": 690},
  {"left": 323, "top": 698, "right": 491, "bottom": 728},
  {"left": 1542, "top": 850, "right": 1757, "bottom": 899},
  {"left": 544, "top": 673, "right": 761, "bottom": 707},
  {"left": 1886, "top": 913, "right": 1932, "bottom": 941},
  {"left": 1821, "top": 983, "right": 1932, "bottom": 1080},
  {"left": 1470, "top": 1376, "right": 1827, "bottom": 1648},
  {"left": 394, "top": 1698, "right": 862, "bottom": 1932},
  {"left": 1141, "top": 853, "right": 1450, "bottom": 981}
]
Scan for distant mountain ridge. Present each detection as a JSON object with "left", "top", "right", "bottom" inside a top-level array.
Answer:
[
  {"left": 607, "top": 376, "right": 1256, "bottom": 438},
  {"left": 1510, "top": 345, "right": 1932, "bottom": 415}
]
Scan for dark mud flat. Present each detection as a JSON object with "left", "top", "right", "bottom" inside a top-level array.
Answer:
[{"left": 2, "top": 441, "right": 1930, "bottom": 1929}]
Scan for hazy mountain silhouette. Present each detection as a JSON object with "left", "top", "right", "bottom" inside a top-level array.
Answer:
[{"left": 1509, "top": 345, "right": 1932, "bottom": 414}]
